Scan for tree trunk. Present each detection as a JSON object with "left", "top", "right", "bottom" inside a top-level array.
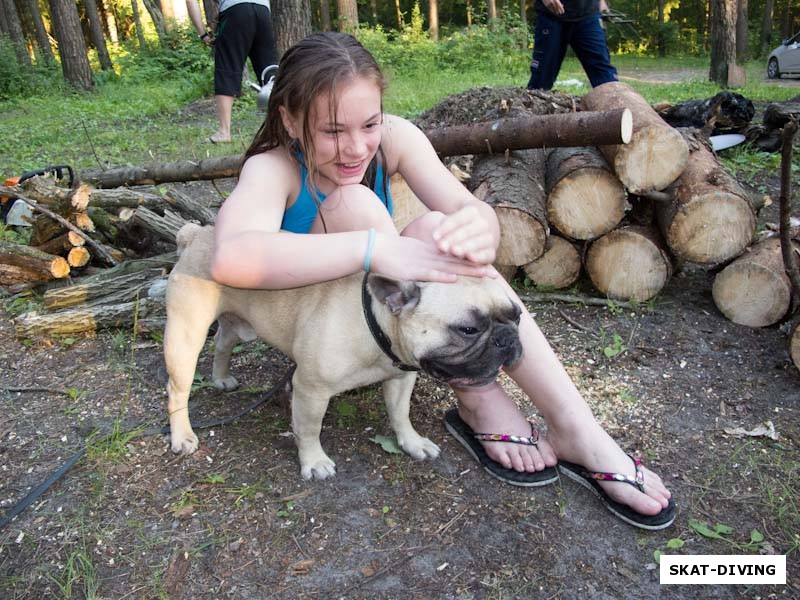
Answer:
[
  {"left": 131, "top": 0, "right": 147, "bottom": 49},
  {"left": 202, "top": 0, "right": 218, "bottom": 29},
  {"left": 0, "top": 241, "right": 71, "bottom": 285},
  {"left": 395, "top": 0, "right": 402, "bottom": 28},
  {"left": 1, "top": 0, "right": 32, "bottom": 67},
  {"left": 469, "top": 149, "right": 548, "bottom": 266},
  {"left": 487, "top": 0, "right": 497, "bottom": 24},
  {"left": 140, "top": 0, "right": 167, "bottom": 44},
  {"left": 735, "top": 0, "right": 748, "bottom": 62},
  {"left": 48, "top": 0, "right": 94, "bottom": 89},
  {"left": 708, "top": 0, "right": 737, "bottom": 86},
  {"left": 761, "top": 0, "right": 775, "bottom": 57},
  {"left": 337, "top": 0, "right": 358, "bottom": 32},
  {"left": 582, "top": 81, "right": 689, "bottom": 194},
  {"left": 425, "top": 109, "right": 632, "bottom": 157},
  {"left": 99, "top": 0, "right": 119, "bottom": 43},
  {"left": 522, "top": 235, "right": 581, "bottom": 290},
  {"left": 83, "top": 0, "right": 113, "bottom": 70},
  {"left": 319, "top": 0, "right": 331, "bottom": 31},
  {"left": 429, "top": 0, "right": 439, "bottom": 41},
  {"left": 273, "top": 0, "right": 312, "bottom": 57},
  {"left": 656, "top": 131, "right": 756, "bottom": 265},
  {"left": 24, "top": 0, "right": 55, "bottom": 65},
  {"left": 544, "top": 146, "right": 627, "bottom": 241},
  {"left": 712, "top": 237, "right": 795, "bottom": 327},
  {"left": 585, "top": 225, "right": 673, "bottom": 302}
]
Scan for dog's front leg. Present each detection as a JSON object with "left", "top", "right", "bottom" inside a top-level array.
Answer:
[
  {"left": 291, "top": 378, "right": 336, "bottom": 480},
  {"left": 383, "top": 373, "right": 441, "bottom": 460}
]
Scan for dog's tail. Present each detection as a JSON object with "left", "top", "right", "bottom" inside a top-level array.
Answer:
[{"left": 175, "top": 223, "right": 205, "bottom": 254}]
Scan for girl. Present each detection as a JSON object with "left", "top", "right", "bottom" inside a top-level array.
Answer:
[{"left": 211, "top": 32, "right": 674, "bottom": 529}]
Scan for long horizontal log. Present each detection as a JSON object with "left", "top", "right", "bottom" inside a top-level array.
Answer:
[
  {"left": 78, "top": 111, "right": 632, "bottom": 188},
  {"left": 426, "top": 109, "right": 632, "bottom": 157}
]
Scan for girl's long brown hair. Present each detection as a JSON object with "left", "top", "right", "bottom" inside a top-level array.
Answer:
[{"left": 243, "top": 32, "right": 389, "bottom": 210}]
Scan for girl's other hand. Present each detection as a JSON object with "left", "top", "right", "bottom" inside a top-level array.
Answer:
[{"left": 430, "top": 205, "right": 497, "bottom": 266}]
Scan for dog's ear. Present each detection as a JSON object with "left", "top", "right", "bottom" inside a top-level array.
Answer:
[{"left": 368, "top": 275, "right": 421, "bottom": 315}]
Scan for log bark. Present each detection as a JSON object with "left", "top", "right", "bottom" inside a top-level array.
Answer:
[
  {"left": 0, "top": 178, "right": 90, "bottom": 213},
  {"left": 712, "top": 237, "right": 795, "bottom": 327},
  {"left": 522, "top": 235, "right": 581, "bottom": 290},
  {"left": 164, "top": 188, "right": 217, "bottom": 225},
  {"left": 14, "top": 298, "right": 162, "bottom": 338},
  {"left": 545, "top": 146, "right": 628, "bottom": 240},
  {"left": 80, "top": 155, "right": 243, "bottom": 188},
  {"left": 469, "top": 149, "right": 548, "bottom": 266},
  {"left": 389, "top": 174, "right": 428, "bottom": 232},
  {"left": 34, "top": 231, "right": 85, "bottom": 255},
  {"left": 82, "top": 187, "right": 165, "bottom": 211},
  {"left": 0, "top": 241, "right": 71, "bottom": 285},
  {"left": 585, "top": 225, "right": 673, "bottom": 301},
  {"left": 425, "top": 109, "right": 632, "bottom": 157},
  {"left": 790, "top": 320, "right": 800, "bottom": 373},
  {"left": 656, "top": 132, "right": 756, "bottom": 265},
  {"left": 132, "top": 207, "right": 190, "bottom": 244},
  {"left": 43, "top": 267, "right": 168, "bottom": 310},
  {"left": 582, "top": 81, "right": 689, "bottom": 194},
  {"left": 763, "top": 102, "right": 800, "bottom": 130},
  {"left": 493, "top": 264, "right": 519, "bottom": 283}
]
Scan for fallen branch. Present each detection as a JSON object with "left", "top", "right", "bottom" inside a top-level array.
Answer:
[{"left": 520, "top": 291, "right": 645, "bottom": 309}]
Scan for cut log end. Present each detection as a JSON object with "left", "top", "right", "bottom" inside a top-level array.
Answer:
[
  {"left": 585, "top": 228, "right": 671, "bottom": 301},
  {"left": 620, "top": 108, "right": 633, "bottom": 144},
  {"left": 615, "top": 125, "right": 689, "bottom": 194},
  {"left": 547, "top": 168, "right": 627, "bottom": 240},
  {"left": 711, "top": 238, "right": 793, "bottom": 327},
  {"left": 666, "top": 192, "right": 756, "bottom": 265},
  {"left": 522, "top": 236, "right": 581, "bottom": 290},
  {"left": 495, "top": 208, "right": 547, "bottom": 266}
]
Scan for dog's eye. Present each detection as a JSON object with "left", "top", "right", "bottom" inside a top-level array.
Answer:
[{"left": 458, "top": 326, "right": 479, "bottom": 336}]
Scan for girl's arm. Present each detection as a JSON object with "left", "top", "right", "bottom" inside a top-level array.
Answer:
[
  {"left": 383, "top": 115, "right": 501, "bottom": 266},
  {"left": 210, "top": 151, "right": 492, "bottom": 289}
]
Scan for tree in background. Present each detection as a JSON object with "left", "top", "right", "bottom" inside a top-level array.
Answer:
[
  {"left": 48, "top": 0, "right": 94, "bottom": 89},
  {"left": 708, "top": 0, "right": 737, "bottom": 86},
  {"left": 1, "top": 0, "right": 32, "bottom": 68},
  {"left": 735, "top": 0, "right": 748, "bottom": 61},
  {"left": 85, "top": 0, "right": 114, "bottom": 70},
  {"left": 337, "top": 0, "right": 358, "bottom": 32},
  {"left": 274, "top": 0, "right": 312, "bottom": 55},
  {"left": 760, "top": 0, "right": 775, "bottom": 57},
  {"left": 429, "top": 0, "right": 439, "bottom": 41}
]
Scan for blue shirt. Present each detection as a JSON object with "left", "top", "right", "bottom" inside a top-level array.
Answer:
[{"left": 281, "top": 161, "right": 394, "bottom": 233}]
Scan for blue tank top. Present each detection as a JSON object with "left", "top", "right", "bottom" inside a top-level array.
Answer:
[{"left": 281, "top": 160, "right": 394, "bottom": 233}]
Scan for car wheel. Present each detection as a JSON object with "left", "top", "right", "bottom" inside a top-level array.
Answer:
[{"left": 767, "top": 58, "right": 780, "bottom": 79}]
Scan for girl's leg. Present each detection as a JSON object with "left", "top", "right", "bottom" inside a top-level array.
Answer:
[{"left": 496, "top": 275, "right": 671, "bottom": 514}]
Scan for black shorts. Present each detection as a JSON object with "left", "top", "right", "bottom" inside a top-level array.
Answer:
[{"left": 214, "top": 3, "right": 277, "bottom": 97}]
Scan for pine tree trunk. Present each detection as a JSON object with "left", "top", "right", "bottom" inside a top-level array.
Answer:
[
  {"left": 84, "top": 0, "right": 114, "bottom": 70},
  {"left": 24, "top": 0, "right": 55, "bottom": 64},
  {"left": 1, "top": 0, "right": 32, "bottom": 67},
  {"left": 761, "top": 0, "right": 775, "bottom": 57},
  {"left": 736, "top": 0, "right": 749, "bottom": 62},
  {"left": 429, "top": 0, "right": 439, "bottom": 41},
  {"left": 273, "top": 0, "right": 312, "bottom": 56},
  {"left": 709, "top": 0, "right": 737, "bottom": 86},
  {"left": 131, "top": 0, "right": 147, "bottom": 49},
  {"left": 337, "top": 0, "right": 358, "bottom": 33},
  {"left": 319, "top": 0, "right": 331, "bottom": 30},
  {"left": 48, "top": 0, "right": 94, "bottom": 89},
  {"left": 140, "top": 0, "right": 167, "bottom": 44}
]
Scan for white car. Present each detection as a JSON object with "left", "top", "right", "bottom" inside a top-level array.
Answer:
[{"left": 767, "top": 32, "right": 800, "bottom": 79}]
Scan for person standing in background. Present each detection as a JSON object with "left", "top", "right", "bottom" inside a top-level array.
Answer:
[
  {"left": 186, "top": 0, "right": 279, "bottom": 143},
  {"left": 527, "top": 0, "right": 618, "bottom": 90}
]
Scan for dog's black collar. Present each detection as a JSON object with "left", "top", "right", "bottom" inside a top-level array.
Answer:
[{"left": 361, "top": 274, "right": 419, "bottom": 372}]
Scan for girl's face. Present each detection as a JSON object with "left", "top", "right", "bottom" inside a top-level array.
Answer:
[{"left": 293, "top": 76, "right": 383, "bottom": 187}]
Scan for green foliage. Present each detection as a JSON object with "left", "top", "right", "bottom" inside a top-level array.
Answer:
[{"left": 0, "top": 38, "right": 64, "bottom": 100}]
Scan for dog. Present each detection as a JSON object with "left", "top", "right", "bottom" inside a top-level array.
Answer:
[{"left": 164, "top": 224, "right": 523, "bottom": 480}]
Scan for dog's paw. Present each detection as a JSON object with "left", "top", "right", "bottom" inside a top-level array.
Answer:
[
  {"left": 170, "top": 431, "right": 199, "bottom": 455},
  {"left": 300, "top": 456, "right": 337, "bottom": 480},
  {"left": 399, "top": 434, "right": 441, "bottom": 460},
  {"left": 213, "top": 375, "right": 239, "bottom": 391}
]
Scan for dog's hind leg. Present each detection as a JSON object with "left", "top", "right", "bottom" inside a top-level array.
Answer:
[
  {"left": 211, "top": 314, "right": 256, "bottom": 390},
  {"left": 383, "top": 373, "right": 441, "bottom": 460},
  {"left": 164, "top": 277, "right": 219, "bottom": 455}
]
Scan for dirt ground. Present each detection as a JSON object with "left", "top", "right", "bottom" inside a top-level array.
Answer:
[{"left": 1, "top": 76, "right": 799, "bottom": 599}]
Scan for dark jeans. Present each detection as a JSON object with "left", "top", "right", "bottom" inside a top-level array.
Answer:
[{"left": 527, "top": 11, "right": 618, "bottom": 90}]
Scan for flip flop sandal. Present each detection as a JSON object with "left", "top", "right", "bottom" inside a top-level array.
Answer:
[
  {"left": 559, "top": 455, "right": 677, "bottom": 530},
  {"left": 443, "top": 408, "right": 558, "bottom": 487}
]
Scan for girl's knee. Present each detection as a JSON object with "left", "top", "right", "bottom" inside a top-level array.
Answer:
[{"left": 401, "top": 210, "right": 445, "bottom": 241}]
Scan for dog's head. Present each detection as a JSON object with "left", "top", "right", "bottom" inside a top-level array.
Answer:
[{"left": 366, "top": 274, "right": 522, "bottom": 387}]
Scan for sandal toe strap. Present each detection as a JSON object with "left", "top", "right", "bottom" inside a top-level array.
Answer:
[
  {"left": 582, "top": 454, "right": 645, "bottom": 492},
  {"left": 472, "top": 419, "right": 540, "bottom": 447}
]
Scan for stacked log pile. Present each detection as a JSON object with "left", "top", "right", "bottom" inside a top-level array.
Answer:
[{"left": 1, "top": 85, "right": 794, "bottom": 343}]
